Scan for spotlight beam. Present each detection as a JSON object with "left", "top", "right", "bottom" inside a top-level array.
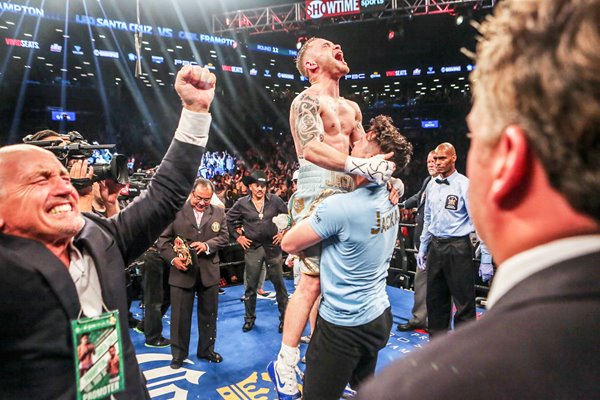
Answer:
[{"left": 7, "top": 0, "right": 46, "bottom": 144}]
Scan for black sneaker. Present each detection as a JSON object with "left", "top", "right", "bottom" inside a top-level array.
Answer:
[
  {"left": 128, "top": 315, "right": 141, "bottom": 329},
  {"left": 133, "top": 322, "right": 144, "bottom": 334},
  {"left": 219, "top": 288, "right": 226, "bottom": 295},
  {"left": 145, "top": 337, "right": 171, "bottom": 348}
]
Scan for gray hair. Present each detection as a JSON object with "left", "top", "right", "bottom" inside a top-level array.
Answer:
[{"left": 471, "top": 0, "right": 600, "bottom": 220}]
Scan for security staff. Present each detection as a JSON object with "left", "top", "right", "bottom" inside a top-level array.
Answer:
[{"left": 417, "top": 143, "right": 492, "bottom": 339}]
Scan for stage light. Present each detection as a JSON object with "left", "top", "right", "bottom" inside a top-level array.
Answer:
[
  {"left": 453, "top": 4, "right": 473, "bottom": 26},
  {"left": 296, "top": 36, "right": 308, "bottom": 50},
  {"left": 386, "top": 22, "right": 404, "bottom": 41}
]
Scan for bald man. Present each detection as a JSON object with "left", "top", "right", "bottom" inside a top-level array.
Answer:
[
  {"left": 0, "top": 65, "right": 216, "bottom": 399},
  {"left": 417, "top": 143, "right": 492, "bottom": 339}
]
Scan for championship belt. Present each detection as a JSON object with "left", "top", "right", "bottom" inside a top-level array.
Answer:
[
  {"left": 272, "top": 213, "right": 292, "bottom": 232},
  {"left": 172, "top": 236, "right": 192, "bottom": 267}
]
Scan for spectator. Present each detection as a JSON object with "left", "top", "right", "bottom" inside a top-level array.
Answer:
[
  {"left": 226, "top": 170, "right": 289, "bottom": 333},
  {"left": 157, "top": 178, "right": 229, "bottom": 368},
  {"left": 0, "top": 65, "right": 216, "bottom": 399},
  {"left": 356, "top": 0, "right": 600, "bottom": 398},
  {"left": 134, "top": 244, "right": 172, "bottom": 349}
]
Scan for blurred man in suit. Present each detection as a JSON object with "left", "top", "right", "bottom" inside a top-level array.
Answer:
[
  {"left": 158, "top": 178, "right": 228, "bottom": 369},
  {"left": 397, "top": 150, "right": 436, "bottom": 332},
  {"left": 356, "top": 1, "right": 600, "bottom": 398}
]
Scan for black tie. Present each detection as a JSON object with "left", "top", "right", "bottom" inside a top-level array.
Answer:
[{"left": 435, "top": 178, "right": 449, "bottom": 185}]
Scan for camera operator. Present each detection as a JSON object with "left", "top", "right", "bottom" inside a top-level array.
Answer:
[
  {"left": 22, "top": 130, "right": 124, "bottom": 218},
  {"left": 0, "top": 65, "right": 216, "bottom": 400}
]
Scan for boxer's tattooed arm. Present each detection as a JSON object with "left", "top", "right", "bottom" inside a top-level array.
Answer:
[
  {"left": 355, "top": 122, "right": 366, "bottom": 138},
  {"left": 350, "top": 122, "right": 366, "bottom": 151},
  {"left": 293, "top": 93, "right": 324, "bottom": 147}
]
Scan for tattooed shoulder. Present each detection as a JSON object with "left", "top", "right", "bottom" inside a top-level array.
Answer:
[
  {"left": 292, "top": 92, "right": 319, "bottom": 114},
  {"left": 293, "top": 93, "right": 323, "bottom": 147}
]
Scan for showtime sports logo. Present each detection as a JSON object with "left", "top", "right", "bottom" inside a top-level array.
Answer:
[
  {"left": 361, "top": 0, "right": 384, "bottom": 6},
  {"left": 306, "top": 0, "right": 360, "bottom": 20}
]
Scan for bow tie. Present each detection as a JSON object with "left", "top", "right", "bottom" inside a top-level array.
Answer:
[{"left": 435, "top": 178, "right": 450, "bottom": 185}]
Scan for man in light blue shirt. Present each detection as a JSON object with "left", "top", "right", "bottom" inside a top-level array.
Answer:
[
  {"left": 418, "top": 142, "right": 492, "bottom": 339},
  {"left": 280, "top": 115, "right": 412, "bottom": 400}
]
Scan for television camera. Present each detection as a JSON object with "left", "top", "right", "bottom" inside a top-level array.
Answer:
[{"left": 23, "top": 131, "right": 129, "bottom": 189}]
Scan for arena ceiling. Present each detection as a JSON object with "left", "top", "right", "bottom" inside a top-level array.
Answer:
[{"left": 0, "top": 1, "right": 493, "bottom": 156}]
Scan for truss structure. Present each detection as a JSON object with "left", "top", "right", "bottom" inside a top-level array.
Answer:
[{"left": 212, "top": 0, "right": 496, "bottom": 35}]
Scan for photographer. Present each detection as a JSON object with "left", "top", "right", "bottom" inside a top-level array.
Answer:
[
  {"left": 0, "top": 65, "right": 216, "bottom": 399},
  {"left": 22, "top": 130, "right": 125, "bottom": 218}
]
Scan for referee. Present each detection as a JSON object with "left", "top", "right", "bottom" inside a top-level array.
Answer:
[{"left": 417, "top": 142, "right": 492, "bottom": 339}]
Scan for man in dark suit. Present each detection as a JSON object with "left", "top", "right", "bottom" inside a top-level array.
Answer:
[
  {"left": 397, "top": 150, "right": 436, "bottom": 332},
  {"left": 356, "top": 0, "right": 600, "bottom": 398},
  {"left": 158, "top": 178, "right": 229, "bottom": 369},
  {"left": 0, "top": 65, "right": 216, "bottom": 400}
]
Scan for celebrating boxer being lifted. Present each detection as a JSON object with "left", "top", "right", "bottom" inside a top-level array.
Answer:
[{"left": 268, "top": 37, "right": 399, "bottom": 399}]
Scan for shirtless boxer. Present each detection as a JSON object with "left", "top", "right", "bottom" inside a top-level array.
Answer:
[{"left": 268, "top": 37, "right": 398, "bottom": 400}]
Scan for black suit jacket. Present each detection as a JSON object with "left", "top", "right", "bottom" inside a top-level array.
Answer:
[
  {"left": 0, "top": 139, "right": 204, "bottom": 400},
  {"left": 403, "top": 175, "right": 432, "bottom": 211},
  {"left": 356, "top": 250, "right": 600, "bottom": 400},
  {"left": 157, "top": 202, "right": 229, "bottom": 288},
  {"left": 403, "top": 176, "right": 431, "bottom": 247}
]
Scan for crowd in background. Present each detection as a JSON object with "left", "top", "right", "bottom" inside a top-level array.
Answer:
[{"left": 195, "top": 140, "right": 300, "bottom": 209}]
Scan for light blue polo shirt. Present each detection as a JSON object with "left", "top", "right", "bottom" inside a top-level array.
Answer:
[
  {"left": 309, "top": 184, "right": 399, "bottom": 327},
  {"left": 419, "top": 170, "right": 492, "bottom": 264}
]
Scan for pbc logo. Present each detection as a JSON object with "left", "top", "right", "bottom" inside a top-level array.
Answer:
[
  {"left": 174, "top": 59, "right": 198, "bottom": 66},
  {"left": 344, "top": 73, "right": 365, "bottom": 80}
]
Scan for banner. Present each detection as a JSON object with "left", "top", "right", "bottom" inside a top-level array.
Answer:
[{"left": 306, "top": 0, "right": 360, "bottom": 20}]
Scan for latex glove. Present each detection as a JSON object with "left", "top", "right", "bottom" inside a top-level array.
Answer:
[
  {"left": 479, "top": 263, "right": 494, "bottom": 283},
  {"left": 417, "top": 250, "right": 427, "bottom": 270}
]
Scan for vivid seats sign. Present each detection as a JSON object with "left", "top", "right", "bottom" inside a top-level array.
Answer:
[{"left": 306, "top": 0, "right": 360, "bottom": 20}]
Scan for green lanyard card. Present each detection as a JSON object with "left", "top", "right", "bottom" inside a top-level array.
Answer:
[{"left": 71, "top": 310, "right": 125, "bottom": 400}]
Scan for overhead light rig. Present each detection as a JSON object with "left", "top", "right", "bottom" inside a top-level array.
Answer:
[{"left": 212, "top": 0, "right": 496, "bottom": 36}]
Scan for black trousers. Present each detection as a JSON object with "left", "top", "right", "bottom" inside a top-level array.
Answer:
[
  {"left": 243, "top": 246, "right": 288, "bottom": 323},
  {"left": 303, "top": 308, "right": 393, "bottom": 400},
  {"left": 170, "top": 276, "right": 218, "bottom": 361},
  {"left": 426, "top": 235, "right": 475, "bottom": 339},
  {"left": 141, "top": 251, "right": 170, "bottom": 342}
]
